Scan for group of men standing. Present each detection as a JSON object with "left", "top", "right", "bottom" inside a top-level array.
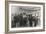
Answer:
[{"left": 12, "top": 13, "right": 38, "bottom": 28}]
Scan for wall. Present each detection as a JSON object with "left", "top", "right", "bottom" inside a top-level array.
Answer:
[{"left": 0, "top": 0, "right": 46, "bottom": 34}]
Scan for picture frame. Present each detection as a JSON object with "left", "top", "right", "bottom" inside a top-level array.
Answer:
[{"left": 5, "top": 0, "right": 45, "bottom": 33}]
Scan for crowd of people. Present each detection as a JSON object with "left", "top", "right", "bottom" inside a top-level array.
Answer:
[{"left": 12, "top": 12, "right": 39, "bottom": 28}]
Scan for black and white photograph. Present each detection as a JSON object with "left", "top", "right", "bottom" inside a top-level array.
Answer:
[
  {"left": 11, "top": 6, "right": 41, "bottom": 28},
  {"left": 9, "top": 3, "right": 44, "bottom": 32}
]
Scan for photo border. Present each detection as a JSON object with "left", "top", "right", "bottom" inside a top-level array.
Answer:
[{"left": 5, "top": 1, "right": 45, "bottom": 33}]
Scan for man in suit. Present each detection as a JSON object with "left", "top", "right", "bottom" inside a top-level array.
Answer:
[
  {"left": 28, "top": 14, "right": 33, "bottom": 27},
  {"left": 19, "top": 13, "right": 23, "bottom": 27},
  {"left": 32, "top": 16, "right": 38, "bottom": 27}
]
